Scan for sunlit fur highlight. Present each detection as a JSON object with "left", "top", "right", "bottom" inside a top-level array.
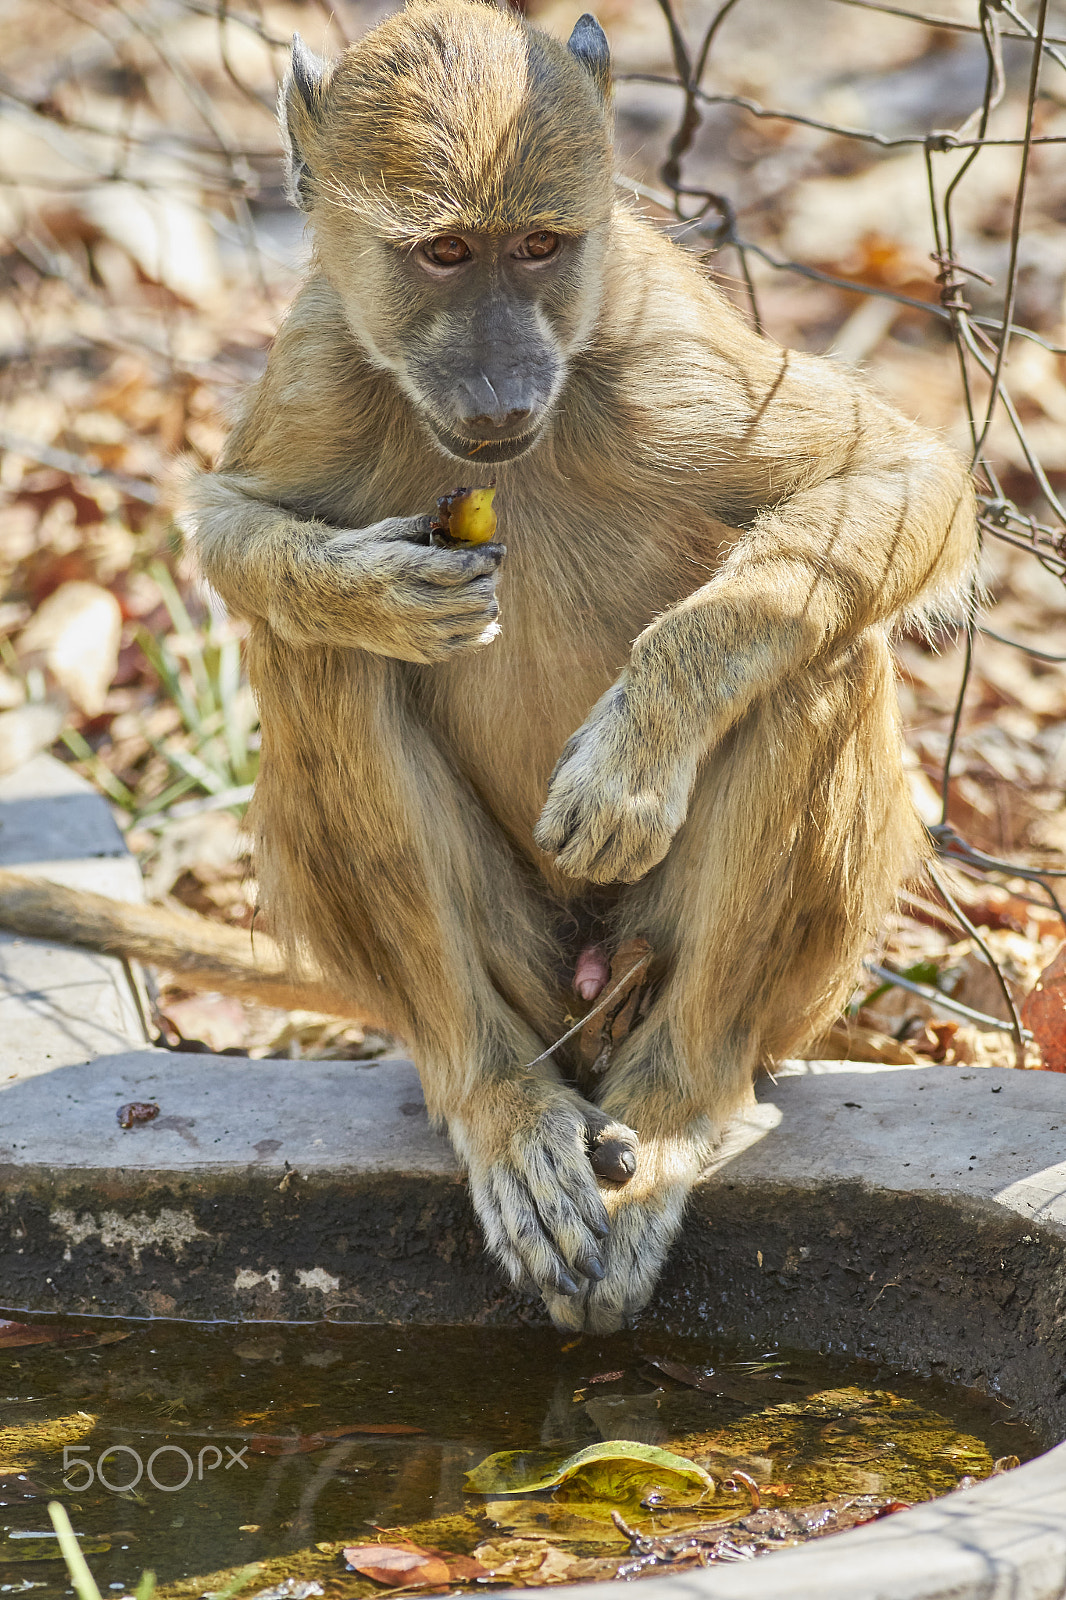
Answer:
[{"left": 285, "top": 1, "right": 613, "bottom": 243}]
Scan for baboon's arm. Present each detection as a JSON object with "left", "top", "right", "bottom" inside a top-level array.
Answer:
[
  {"left": 0, "top": 868, "right": 372, "bottom": 1020},
  {"left": 632, "top": 346, "right": 977, "bottom": 750},
  {"left": 184, "top": 285, "right": 502, "bottom": 663},
  {"left": 633, "top": 356, "right": 973, "bottom": 732},
  {"left": 189, "top": 478, "right": 503, "bottom": 663},
  {"left": 536, "top": 339, "right": 976, "bottom": 883}
]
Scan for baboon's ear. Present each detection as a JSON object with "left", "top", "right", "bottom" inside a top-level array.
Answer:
[
  {"left": 279, "top": 34, "right": 331, "bottom": 212},
  {"left": 567, "top": 14, "right": 611, "bottom": 103}
]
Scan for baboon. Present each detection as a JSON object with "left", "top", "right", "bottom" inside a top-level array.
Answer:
[{"left": 185, "top": 0, "right": 976, "bottom": 1332}]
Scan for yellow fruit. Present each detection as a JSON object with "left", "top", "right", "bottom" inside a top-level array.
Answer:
[{"left": 434, "top": 484, "right": 497, "bottom": 545}]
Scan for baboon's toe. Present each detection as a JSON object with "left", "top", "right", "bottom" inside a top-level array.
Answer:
[
  {"left": 590, "top": 1137, "right": 637, "bottom": 1183},
  {"left": 461, "top": 1092, "right": 625, "bottom": 1304},
  {"left": 583, "top": 1106, "right": 639, "bottom": 1186}
]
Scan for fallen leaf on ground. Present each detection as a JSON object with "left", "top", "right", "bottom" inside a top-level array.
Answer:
[
  {"left": 116, "top": 1101, "right": 160, "bottom": 1129},
  {"left": 0, "top": 1473, "right": 48, "bottom": 1504},
  {"left": 158, "top": 992, "right": 250, "bottom": 1053},
  {"left": 480, "top": 1498, "right": 628, "bottom": 1541},
  {"left": 1021, "top": 942, "right": 1066, "bottom": 1070},
  {"left": 16, "top": 580, "right": 121, "bottom": 715},
  {"left": 342, "top": 1544, "right": 449, "bottom": 1586},
  {"left": 0, "top": 702, "right": 66, "bottom": 777},
  {"left": 644, "top": 1356, "right": 764, "bottom": 1400},
  {"left": 473, "top": 1535, "right": 617, "bottom": 1585}
]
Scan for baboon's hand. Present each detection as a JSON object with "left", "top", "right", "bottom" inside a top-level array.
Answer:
[
  {"left": 319, "top": 517, "right": 504, "bottom": 662},
  {"left": 534, "top": 685, "right": 695, "bottom": 883},
  {"left": 450, "top": 1084, "right": 638, "bottom": 1301}
]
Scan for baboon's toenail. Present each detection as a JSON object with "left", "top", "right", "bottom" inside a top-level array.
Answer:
[
  {"left": 555, "top": 1268, "right": 580, "bottom": 1296},
  {"left": 591, "top": 1137, "right": 637, "bottom": 1184},
  {"left": 584, "top": 1256, "right": 606, "bottom": 1282}
]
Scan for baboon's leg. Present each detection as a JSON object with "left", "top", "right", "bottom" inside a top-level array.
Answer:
[
  {"left": 249, "top": 634, "right": 634, "bottom": 1301},
  {"left": 546, "top": 630, "right": 925, "bottom": 1331}
]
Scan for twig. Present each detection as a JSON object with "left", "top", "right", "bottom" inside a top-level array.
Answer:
[
  {"left": 927, "top": 860, "right": 1028, "bottom": 1065},
  {"left": 0, "top": 429, "right": 159, "bottom": 503},
  {"left": 523, "top": 956, "right": 651, "bottom": 1070},
  {"left": 863, "top": 963, "right": 1032, "bottom": 1039}
]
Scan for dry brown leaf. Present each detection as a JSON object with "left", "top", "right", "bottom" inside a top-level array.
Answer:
[
  {"left": 0, "top": 702, "right": 65, "bottom": 777},
  {"left": 342, "top": 1543, "right": 450, "bottom": 1587},
  {"left": 0, "top": 1319, "right": 94, "bottom": 1349},
  {"left": 804, "top": 1018, "right": 919, "bottom": 1065},
  {"left": 474, "top": 1537, "right": 586, "bottom": 1584},
  {"left": 1021, "top": 941, "right": 1066, "bottom": 1072},
  {"left": 157, "top": 991, "right": 249, "bottom": 1053}
]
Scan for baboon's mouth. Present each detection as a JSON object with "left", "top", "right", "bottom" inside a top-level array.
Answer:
[{"left": 426, "top": 420, "right": 544, "bottom": 464}]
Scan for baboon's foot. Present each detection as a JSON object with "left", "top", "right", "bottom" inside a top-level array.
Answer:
[
  {"left": 450, "top": 1088, "right": 638, "bottom": 1301},
  {"left": 541, "top": 1132, "right": 707, "bottom": 1333}
]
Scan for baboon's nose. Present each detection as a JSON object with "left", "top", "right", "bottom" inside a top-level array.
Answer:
[{"left": 464, "top": 406, "right": 532, "bottom": 433}]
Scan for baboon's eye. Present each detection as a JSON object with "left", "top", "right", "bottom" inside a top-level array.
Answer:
[
  {"left": 518, "top": 231, "right": 561, "bottom": 260},
  {"left": 423, "top": 236, "right": 471, "bottom": 266}
]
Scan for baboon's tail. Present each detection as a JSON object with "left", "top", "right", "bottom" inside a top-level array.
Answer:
[{"left": 0, "top": 868, "right": 377, "bottom": 1023}]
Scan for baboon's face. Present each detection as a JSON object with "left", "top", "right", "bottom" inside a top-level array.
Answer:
[
  {"left": 328, "top": 220, "right": 606, "bottom": 466},
  {"left": 280, "top": 4, "right": 615, "bottom": 465}
]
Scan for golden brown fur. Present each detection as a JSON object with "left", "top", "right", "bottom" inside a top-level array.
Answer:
[{"left": 185, "top": 0, "right": 976, "bottom": 1331}]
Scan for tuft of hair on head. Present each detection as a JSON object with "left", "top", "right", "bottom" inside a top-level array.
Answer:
[{"left": 278, "top": 0, "right": 614, "bottom": 241}]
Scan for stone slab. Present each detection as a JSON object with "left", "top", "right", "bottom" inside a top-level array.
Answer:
[
  {"left": 0, "top": 751, "right": 128, "bottom": 863},
  {"left": 0, "top": 1049, "right": 453, "bottom": 1172},
  {"left": 0, "top": 754, "right": 147, "bottom": 1072},
  {"left": 3, "top": 1048, "right": 1066, "bottom": 1214}
]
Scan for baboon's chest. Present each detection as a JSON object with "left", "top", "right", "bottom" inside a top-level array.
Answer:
[{"left": 413, "top": 490, "right": 725, "bottom": 854}]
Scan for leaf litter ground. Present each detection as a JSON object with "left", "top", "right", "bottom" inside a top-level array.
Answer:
[
  {"left": 0, "top": 1319, "right": 1040, "bottom": 1597},
  {"left": 3, "top": 0, "right": 1066, "bottom": 1067}
]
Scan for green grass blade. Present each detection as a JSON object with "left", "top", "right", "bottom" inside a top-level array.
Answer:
[
  {"left": 60, "top": 728, "right": 136, "bottom": 810},
  {"left": 47, "top": 1502, "right": 102, "bottom": 1600}
]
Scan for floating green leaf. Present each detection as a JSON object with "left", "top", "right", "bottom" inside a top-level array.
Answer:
[{"left": 464, "top": 1440, "right": 714, "bottom": 1508}]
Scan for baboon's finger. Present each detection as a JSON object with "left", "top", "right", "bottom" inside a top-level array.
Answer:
[
  {"left": 528, "top": 1169, "right": 606, "bottom": 1282},
  {"left": 583, "top": 1108, "right": 639, "bottom": 1188},
  {"left": 487, "top": 1167, "right": 585, "bottom": 1295},
  {"left": 415, "top": 576, "right": 499, "bottom": 617},
  {"left": 533, "top": 798, "right": 579, "bottom": 856},
  {"left": 405, "top": 543, "right": 506, "bottom": 587},
  {"left": 554, "top": 821, "right": 613, "bottom": 878}
]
